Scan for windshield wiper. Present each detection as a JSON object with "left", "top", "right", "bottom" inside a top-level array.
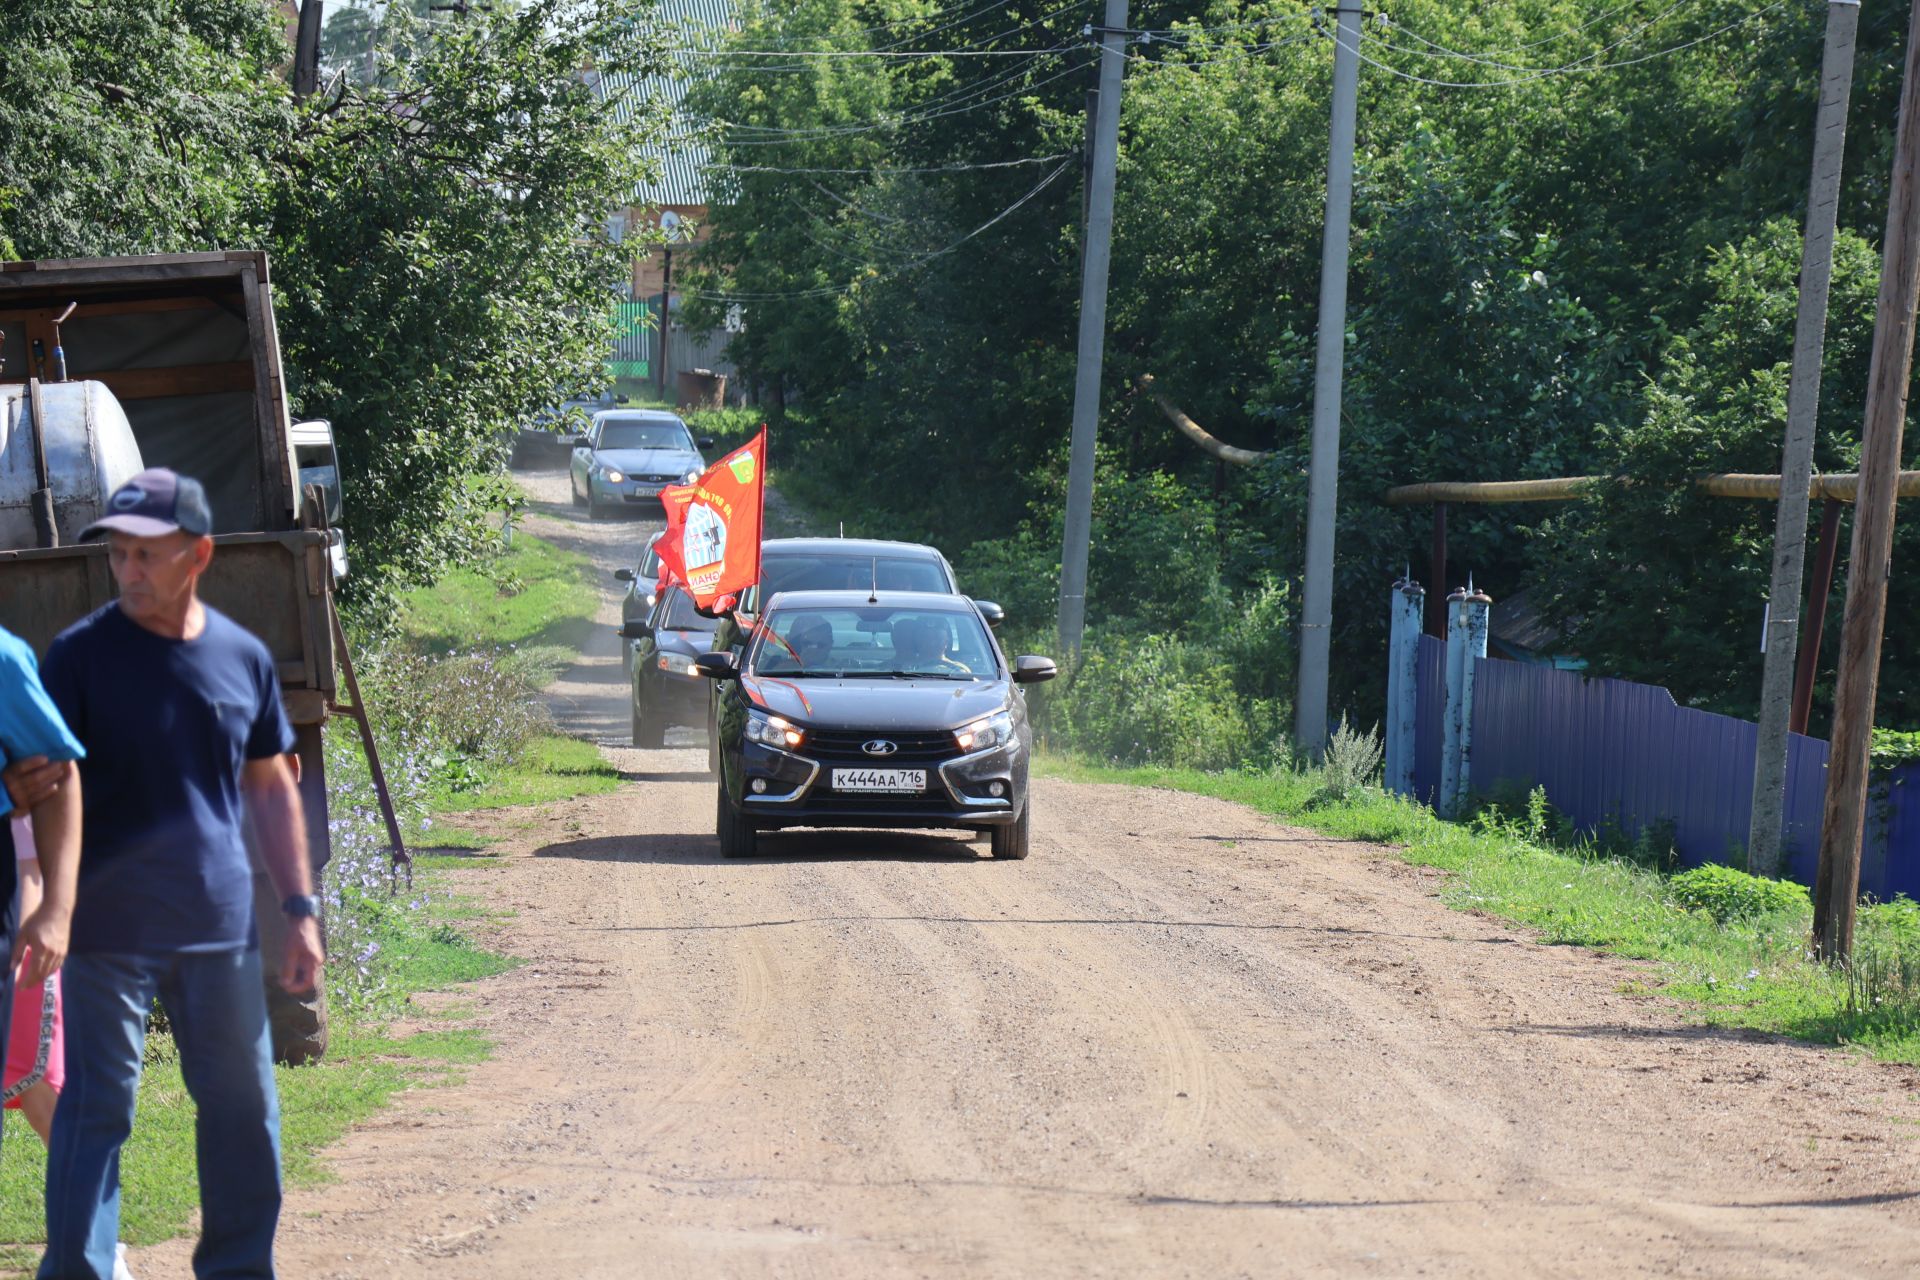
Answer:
[{"left": 837, "top": 670, "right": 980, "bottom": 680}]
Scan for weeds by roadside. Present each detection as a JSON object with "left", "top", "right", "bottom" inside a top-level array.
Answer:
[{"left": 1040, "top": 752, "right": 1920, "bottom": 1062}]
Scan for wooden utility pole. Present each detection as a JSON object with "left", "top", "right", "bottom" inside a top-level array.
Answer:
[
  {"left": 1294, "top": 2, "right": 1364, "bottom": 755},
  {"left": 1813, "top": 0, "right": 1920, "bottom": 962},
  {"left": 1749, "top": 0, "right": 1861, "bottom": 878}
]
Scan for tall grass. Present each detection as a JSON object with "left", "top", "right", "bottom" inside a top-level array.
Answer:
[{"left": 1032, "top": 579, "right": 1295, "bottom": 770}]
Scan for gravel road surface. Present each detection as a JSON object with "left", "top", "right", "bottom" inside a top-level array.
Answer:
[{"left": 131, "top": 468, "right": 1920, "bottom": 1278}]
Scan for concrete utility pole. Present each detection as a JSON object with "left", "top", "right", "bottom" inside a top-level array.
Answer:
[
  {"left": 1748, "top": 0, "right": 1862, "bottom": 878},
  {"left": 1294, "top": 3, "right": 1363, "bottom": 755},
  {"left": 1814, "top": 0, "right": 1920, "bottom": 963},
  {"left": 1056, "top": 0, "right": 1128, "bottom": 658}
]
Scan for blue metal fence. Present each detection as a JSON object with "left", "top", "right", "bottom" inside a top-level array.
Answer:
[
  {"left": 1409, "top": 640, "right": 1920, "bottom": 900},
  {"left": 1413, "top": 633, "right": 1444, "bottom": 810}
]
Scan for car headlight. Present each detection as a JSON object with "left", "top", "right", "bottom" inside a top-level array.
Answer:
[
  {"left": 599, "top": 467, "right": 626, "bottom": 483},
  {"left": 954, "top": 711, "right": 1015, "bottom": 752},
  {"left": 657, "top": 652, "right": 698, "bottom": 677},
  {"left": 745, "top": 710, "right": 805, "bottom": 749},
  {"left": 681, "top": 468, "right": 701, "bottom": 484},
  {"left": 645, "top": 592, "right": 657, "bottom": 608}
]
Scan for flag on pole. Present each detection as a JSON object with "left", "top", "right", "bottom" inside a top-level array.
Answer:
[{"left": 656, "top": 427, "right": 766, "bottom": 612}]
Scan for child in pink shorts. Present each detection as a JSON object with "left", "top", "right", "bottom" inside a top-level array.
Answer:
[{"left": 5, "top": 813, "right": 64, "bottom": 1140}]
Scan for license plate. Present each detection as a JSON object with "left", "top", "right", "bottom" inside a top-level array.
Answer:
[{"left": 833, "top": 768, "right": 926, "bottom": 794}]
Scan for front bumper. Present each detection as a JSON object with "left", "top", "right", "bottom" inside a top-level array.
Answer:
[
  {"left": 738, "top": 738, "right": 1024, "bottom": 829},
  {"left": 590, "top": 473, "right": 675, "bottom": 503}
]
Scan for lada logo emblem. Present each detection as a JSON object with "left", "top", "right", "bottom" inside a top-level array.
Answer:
[{"left": 862, "top": 739, "right": 897, "bottom": 757}]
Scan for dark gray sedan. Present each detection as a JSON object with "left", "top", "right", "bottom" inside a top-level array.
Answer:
[{"left": 568, "top": 410, "right": 713, "bottom": 519}]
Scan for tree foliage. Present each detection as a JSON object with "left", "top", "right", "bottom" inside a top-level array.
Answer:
[
  {"left": 692, "top": 0, "right": 1920, "bottom": 731},
  {"left": 0, "top": 0, "right": 669, "bottom": 619},
  {"left": 275, "top": 1, "right": 668, "bottom": 612}
]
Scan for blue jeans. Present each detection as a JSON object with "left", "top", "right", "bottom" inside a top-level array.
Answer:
[{"left": 39, "top": 949, "right": 282, "bottom": 1280}]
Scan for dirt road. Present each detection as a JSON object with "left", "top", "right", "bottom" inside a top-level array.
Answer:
[{"left": 136, "top": 471, "right": 1920, "bottom": 1278}]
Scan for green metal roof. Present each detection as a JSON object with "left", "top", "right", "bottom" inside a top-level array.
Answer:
[{"left": 598, "top": 0, "right": 738, "bottom": 207}]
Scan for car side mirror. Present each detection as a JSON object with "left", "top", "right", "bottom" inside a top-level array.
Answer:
[
  {"left": 974, "top": 599, "right": 1006, "bottom": 628},
  {"left": 573, "top": 434, "right": 591, "bottom": 449},
  {"left": 620, "top": 620, "right": 652, "bottom": 640},
  {"left": 695, "top": 651, "right": 739, "bottom": 680},
  {"left": 614, "top": 567, "right": 636, "bottom": 583},
  {"left": 1012, "top": 655, "right": 1057, "bottom": 684},
  {"left": 697, "top": 436, "right": 716, "bottom": 449}
]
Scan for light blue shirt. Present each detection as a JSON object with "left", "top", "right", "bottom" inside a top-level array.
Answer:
[{"left": 0, "top": 624, "right": 86, "bottom": 819}]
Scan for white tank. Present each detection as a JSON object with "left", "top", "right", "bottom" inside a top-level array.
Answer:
[{"left": 0, "top": 381, "right": 146, "bottom": 550}]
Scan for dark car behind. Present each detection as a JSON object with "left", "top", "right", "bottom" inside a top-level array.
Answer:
[
  {"left": 704, "top": 538, "right": 976, "bottom": 769},
  {"left": 614, "top": 531, "right": 665, "bottom": 671},
  {"left": 628, "top": 584, "right": 721, "bottom": 748}
]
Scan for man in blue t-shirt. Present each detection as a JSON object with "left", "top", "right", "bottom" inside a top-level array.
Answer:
[
  {"left": 22, "top": 469, "right": 323, "bottom": 1280},
  {"left": 0, "top": 626, "right": 85, "bottom": 1154}
]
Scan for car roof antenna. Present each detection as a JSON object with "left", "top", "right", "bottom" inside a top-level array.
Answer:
[{"left": 868, "top": 556, "right": 879, "bottom": 604}]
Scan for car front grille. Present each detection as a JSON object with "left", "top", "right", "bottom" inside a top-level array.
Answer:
[
  {"left": 804, "top": 728, "right": 957, "bottom": 766},
  {"left": 638, "top": 473, "right": 679, "bottom": 484}
]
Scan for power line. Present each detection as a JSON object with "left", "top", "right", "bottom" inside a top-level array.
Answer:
[
  {"left": 681, "top": 157, "right": 1078, "bottom": 302},
  {"left": 683, "top": 0, "right": 1091, "bottom": 65},
  {"left": 1131, "top": 32, "right": 1319, "bottom": 69},
  {"left": 719, "top": 153, "right": 1074, "bottom": 175},
  {"left": 1370, "top": 0, "right": 1706, "bottom": 75},
  {"left": 713, "top": 57, "right": 1091, "bottom": 143},
  {"left": 1334, "top": 0, "right": 1791, "bottom": 89},
  {"left": 711, "top": 43, "right": 1071, "bottom": 131},
  {"left": 669, "top": 0, "right": 1030, "bottom": 52},
  {"left": 689, "top": 44, "right": 1076, "bottom": 59}
]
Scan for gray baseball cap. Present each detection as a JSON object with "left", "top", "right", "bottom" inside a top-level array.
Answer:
[{"left": 82, "top": 467, "right": 214, "bottom": 540}]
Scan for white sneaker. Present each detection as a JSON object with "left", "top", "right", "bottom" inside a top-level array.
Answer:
[{"left": 113, "top": 1242, "right": 136, "bottom": 1280}]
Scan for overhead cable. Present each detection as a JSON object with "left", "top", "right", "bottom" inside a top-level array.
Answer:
[
  {"left": 681, "top": 157, "right": 1078, "bottom": 302},
  {"left": 720, "top": 153, "right": 1074, "bottom": 175},
  {"left": 1369, "top": 0, "right": 1704, "bottom": 74},
  {"left": 1331, "top": 0, "right": 1790, "bottom": 88},
  {"left": 714, "top": 57, "right": 1091, "bottom": 143}
]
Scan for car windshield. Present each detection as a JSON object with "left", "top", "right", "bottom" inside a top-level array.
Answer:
[
  {"left": 761, "top": 554, "right": 951, "bottom": 597},
  {"left": 638, "top": 537, "right": 662, "bottom": 577},
  {"left": 656, "top": 587, "right": 714, "bottom": 632},
  {"left": 751, "top": 605, "right": 995, "bottom": 679},
  {"left": 599, "top": 418, "right": 692, "bottom": 452}
]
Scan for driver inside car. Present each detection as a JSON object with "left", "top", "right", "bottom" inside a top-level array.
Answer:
[{"left": 893, "top": 616, "right": 968, "bottom": 675}]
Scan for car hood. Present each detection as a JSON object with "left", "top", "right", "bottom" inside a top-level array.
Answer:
[
  {"left": 743, "top": 676, "right": 1009, "bottom": 730},
  {"left": 594, "top": 447, "right": 702, "bottom": 476}
]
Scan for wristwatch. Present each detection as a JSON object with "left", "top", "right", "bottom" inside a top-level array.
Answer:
[{"left": 281, "top": 894, "right": 321, "bottom": 919}]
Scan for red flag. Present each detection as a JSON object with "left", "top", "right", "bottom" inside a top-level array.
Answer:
[
  {"left": 655, "top": 428, "right": 766, "bottom": 612},
  {"left": 655, "top": 484, "right": 694, "bottom": 590}
]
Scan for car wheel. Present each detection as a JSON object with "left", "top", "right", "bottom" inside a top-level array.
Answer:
[
  {"left": 633, "top": 692, "right": 665, "bottom": 750},
  {"left": 717, "top": 782, "right": 757, "bottom": 858},
  {"left": 990, "top": 804, "right": 1030, "bottom": 861}
]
